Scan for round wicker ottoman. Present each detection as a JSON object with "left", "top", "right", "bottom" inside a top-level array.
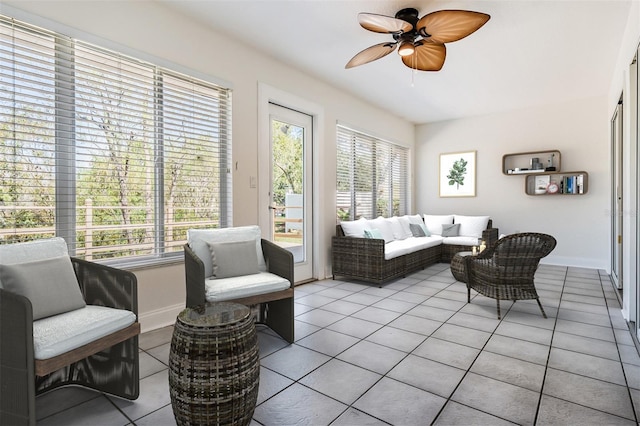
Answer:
[
  {"left": 451, "top": 251, "right": 473, "bottom": 283},
  {"left": 169, "top": 302, "right": 259, "bottom": 426}
]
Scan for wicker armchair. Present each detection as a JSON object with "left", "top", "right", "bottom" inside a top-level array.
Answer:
[
  {"left": 184, "top": 226, "right": 294, "bottom": 343},
  {"left": 464, "top": 233, "right": 557, "bottom": 319},
  {"left": 0, "top": 238, "right": 139, "bottom": 426}
]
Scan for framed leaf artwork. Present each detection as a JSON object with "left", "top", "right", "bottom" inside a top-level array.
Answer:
[{"left": 439, "top": 151, "right": 476, "bottom": 197}]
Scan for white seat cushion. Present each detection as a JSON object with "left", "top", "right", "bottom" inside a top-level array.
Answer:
[
  {"left": 205, "top": 271, "right": 290, "bottom": 302},
  {"left": 33, "top": 305, "right": 136, "bottom": 360},
  {"left": 384, "top": 236, "right": 444, "bottom": 260},
  {"left": 442, "top": 236, "right": 481, "bottom": 246}
]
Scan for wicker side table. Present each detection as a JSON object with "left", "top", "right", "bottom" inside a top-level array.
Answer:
[
  {"left": 451, "top": 251, "right": 474, "bottom": 283},
  {"left": 169, "top": 302, "right": 259, "bottom": 426}
]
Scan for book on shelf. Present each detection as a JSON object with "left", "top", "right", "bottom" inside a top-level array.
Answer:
[
  {"left": 577, "top": 174, "right": 584, "bottom": 194},
  {"left": 561, "top": 174, "right": 584, "bottom": 194},
  {"left": 564, "top": 176, "right": 572, "bottom": 194}
]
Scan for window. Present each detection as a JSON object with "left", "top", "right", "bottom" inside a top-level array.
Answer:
[
  {"left": 0, "top": 16, "right": 232, "bottom": 265},
  {"left": 336, "top": 125, "right": 408, "bottom": 220}
]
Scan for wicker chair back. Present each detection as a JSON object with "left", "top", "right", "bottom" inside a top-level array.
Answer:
[{"left": 465, "top": 232, "right": 557, "bottom": 319}]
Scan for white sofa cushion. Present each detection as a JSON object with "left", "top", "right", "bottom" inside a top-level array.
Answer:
[
  {"left": 454, "top": 215, "right": 490, "bottom": 238},
  {"left": 368, "top": 217, "right": 395, "bottom": 243},
  {"left": 423, "top": 214, "right": 454, "bottom": 236},
  {"left": 33, "top": 305, "right": 136, "bottom": 360},
  {"left": 340, "top": 217, "right": 370, "bottom": 238},
  {"left": 442, "top": 236, "right": 481, "bottom": 246},
  {"left": 387, "top": 217, "right": 407, "bottom": 240},
  {"left": 385, "top": 236, "right": 444, "bottom": 260},
  {"left": 188, "top": 226, "right": 266, "bottom": 278},
  {"left": 407, "top": 214, "right": 423, "bottom": 226},
  {"left": 205, "top": 271, "right": 290, "bottom": 302},
  {"left": 396, "top": 216, "right": 414, "bottom": 239}
]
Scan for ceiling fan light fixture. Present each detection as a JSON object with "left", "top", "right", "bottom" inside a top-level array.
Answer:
[{"left": 398, "top": 41, "right": 414, "bottom": 56}]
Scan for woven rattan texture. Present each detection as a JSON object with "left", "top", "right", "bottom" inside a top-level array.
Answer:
[
  {"left": 332, "top": 221, "right": 497, "bottom": 285},
  {"left": 450, "top": 251, "right": 472, "bottom": 283},
  {"left": 465, "top": 232, "right": 557, "bottom": 318},
  {"left": 169, "top": 304, "right": 259, "bottom": 426}
]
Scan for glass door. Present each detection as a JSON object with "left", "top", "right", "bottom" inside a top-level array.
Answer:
[
  {"left": 611, "top": 99, "right": 623, "bottom": 289},
  {"left": 268, "top": 103, "right": 313, "bottom": 282}
]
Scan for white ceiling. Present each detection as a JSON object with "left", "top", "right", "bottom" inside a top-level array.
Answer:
[{"left": 159, "top": 0, "right": 631, "bottom": 124}]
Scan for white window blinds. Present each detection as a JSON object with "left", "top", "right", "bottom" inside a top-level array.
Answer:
[
  {"left": 336, "top": 125, "right": 408, "bottom": 220},
  {"left": 0, "top": 15, "right": 232, "bottom": 263}
]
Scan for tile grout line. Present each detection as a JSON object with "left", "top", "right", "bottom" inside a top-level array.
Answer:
[
  {"left": 290, "top": 268, "right": 565, "bottom": 425},
  {"left": 599, "top": 272, "right": 640, "bottom": 425},
  {"left": 256, "top": 270, "right": 450, "bottom": 425},
  {"left": 532, "top": 265, "right": 567, "bottom": 425},
  {"left": 257, "top": 267, "right": 460, "bottom": 424}
]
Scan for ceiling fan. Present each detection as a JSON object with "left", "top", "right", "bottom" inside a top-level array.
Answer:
[{"left": 345, "top": 8, "right": 490, "bottom": 71}]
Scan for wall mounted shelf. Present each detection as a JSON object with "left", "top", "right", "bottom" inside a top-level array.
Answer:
[
  {"left": 525, "top": 171, "right": 589, "bottom": 196},
  {"left": 502, "top": 150, "right": 561, "bottom": 175}
]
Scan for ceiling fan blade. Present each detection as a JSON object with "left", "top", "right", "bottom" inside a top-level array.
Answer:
[
  {"left": 401, "top": 42, "right": 446, "bottom": 71},
  {"left": 416, "top": 10, "right": 490, "bottom": 43},
  {"left": 358, "top": 13, "right": 413, "bottom": 34},
  {"left": 345, "top": 42, "right": 397, "bottom": 69}
]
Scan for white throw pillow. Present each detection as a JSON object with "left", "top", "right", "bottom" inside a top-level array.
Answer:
[
  {"left": 387, "top": 217, "right": 407, "bottom": 240},
  {"left": 397, "top": 216, "right": 414, "bottom": 239},
  {"left": 454, "top": 215, "right": 490, "bottom": 238},
  {"left": 407, "top": 214, "right": 423, "bottom": 226},
  {"left": 368, "top": 217, "right": 395, "bottom": 243},
  {"left": 340, "top": 217, "right": 370, "bottom": 238},
  {"left": 423, "top": 214, "right": 454, "bottom": 236}
]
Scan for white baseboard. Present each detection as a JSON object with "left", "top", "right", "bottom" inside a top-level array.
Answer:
[
  {"left": 138, "top": 303, "right": 184, "bottom": 333},
  {"left": 541, "top": 255, "right": 607, "bottom": 272}
]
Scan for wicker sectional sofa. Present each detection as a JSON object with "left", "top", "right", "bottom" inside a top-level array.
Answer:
[{"left": 332, "top": 214, "right": 498, "bottom": 285}]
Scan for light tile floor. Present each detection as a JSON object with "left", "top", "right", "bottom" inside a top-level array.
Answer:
[{"left": 36, "top": 264, "right": 640, "bottom": 425}]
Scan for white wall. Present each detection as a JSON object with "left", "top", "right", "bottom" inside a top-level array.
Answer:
[
  {"left": 2, "top": 1, "right": 415, "bottom": 331},
  {"left": 415, "top": 96, "right": 610, "bottom": 270}
]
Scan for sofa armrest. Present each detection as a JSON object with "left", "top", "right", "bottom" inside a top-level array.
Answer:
[
  {"left": 71, "top": 258, "right": 138, "bottom": 316},
  {"left": 332, "top": 235, "right": 386, "bottom": 257},
  {"left": 332, "top": 235, "right": 386, "bottom": 271},
  {"left": 261, "top": 239, "right": 294, "bottom": 288},
  {"left": 184, "top": 243, "right": 207, "bottom": 308}
]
